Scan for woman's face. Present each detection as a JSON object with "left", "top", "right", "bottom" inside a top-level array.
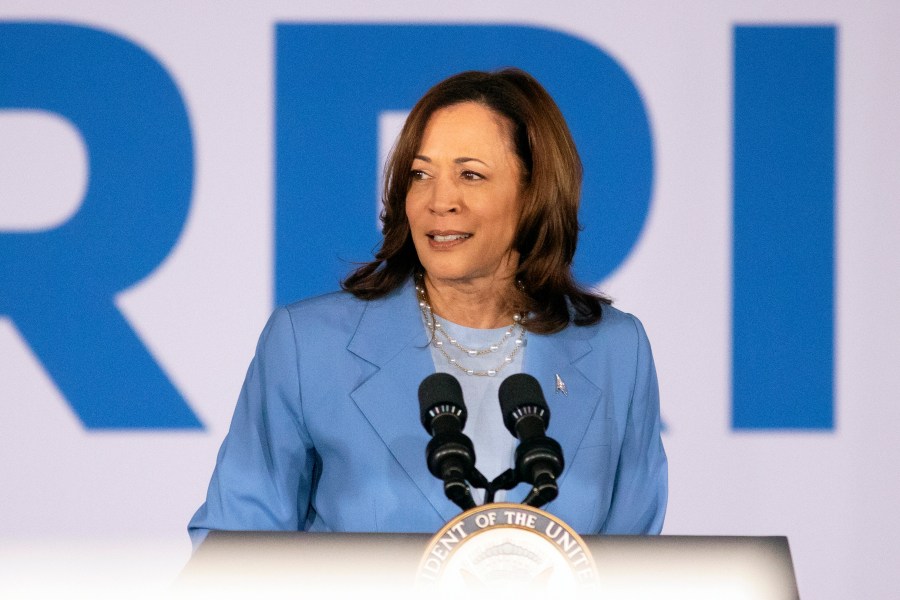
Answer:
[{"left": 405, "top": 102, "right": 523, "bottom": 289}]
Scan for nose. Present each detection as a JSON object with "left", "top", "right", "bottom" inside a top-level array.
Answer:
[{"left": 428, "top": 174, "right": 461, "bottom": 215}]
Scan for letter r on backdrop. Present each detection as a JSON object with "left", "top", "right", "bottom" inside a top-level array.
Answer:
[{"left": 0, "top": 23, "right": 201, "bottom": 429}]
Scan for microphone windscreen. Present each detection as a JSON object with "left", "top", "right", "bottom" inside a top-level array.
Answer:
[
  {"left": 498, "top": 373, "right": 549, "bottom": 434},
  {"left": 418, "top": 373, "right": 466, "bottom": 432}
]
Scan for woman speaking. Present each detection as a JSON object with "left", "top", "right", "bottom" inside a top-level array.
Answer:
[{"left": 189, "top": 68, "right": 667, "bottom": 547}]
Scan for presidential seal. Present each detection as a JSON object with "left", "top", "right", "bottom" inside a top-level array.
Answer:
[{"left": 417, "top": 503, "right": 598, "bottom": 597}]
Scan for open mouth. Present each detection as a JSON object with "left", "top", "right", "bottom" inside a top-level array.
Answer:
[{"left": 428, "top": 233, "right": 472, "bottom": 243}]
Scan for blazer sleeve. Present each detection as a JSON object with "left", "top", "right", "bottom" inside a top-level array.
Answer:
[
  {"left": 187, "top": 307, "right": 317, "bottom": 549},
  {"left": 600, "top": 314, "right": 668, "bottom": 534}
]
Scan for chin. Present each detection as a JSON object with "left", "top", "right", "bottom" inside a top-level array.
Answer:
[
  {"left": 425, "top": 267, "right": 503, "bottom": 285},
  {"left": 422, "top": 268, "right": 471, "bottom": 282}
]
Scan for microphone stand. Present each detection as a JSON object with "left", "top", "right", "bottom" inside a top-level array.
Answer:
[
  {"left": 444, "top": 467, "right": 491, "bottom": 511},
  {"left": 469, "top": 468, "right": 556, "bottom": 508},
  {"left": 482, "top": 469, "right": 519, "bottom": 504}
]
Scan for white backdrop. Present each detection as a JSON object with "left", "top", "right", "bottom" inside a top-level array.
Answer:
[{"left": 1, "top": 2, "right": 899, "bottom": 598}]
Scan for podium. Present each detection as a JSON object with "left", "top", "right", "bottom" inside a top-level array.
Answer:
[{"left": 178, "top": 531, "right": 800, "bottom": 599}]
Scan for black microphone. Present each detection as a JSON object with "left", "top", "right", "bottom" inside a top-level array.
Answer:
[
  {"left": 498, "top": 373, "right": 565, "bottom": 508},
  {"left": 419, "top": 373, "right": 477, "bottom": 511}
]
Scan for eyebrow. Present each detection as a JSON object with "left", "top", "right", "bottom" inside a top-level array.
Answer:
[{"left": 413, "top": 155, "right": 490, "bottom": 167}]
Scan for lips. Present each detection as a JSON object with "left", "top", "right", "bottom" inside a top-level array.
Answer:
[
  {"left": 427, "top": 231, "right": 472, "bottom": 244},
  {"left": 430, "top": 233, "right": 471, "bottom": 242}
]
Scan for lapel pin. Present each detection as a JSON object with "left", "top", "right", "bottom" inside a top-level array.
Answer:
[{"left": 555, "top": 373, "right": 568, "bottom": 396}]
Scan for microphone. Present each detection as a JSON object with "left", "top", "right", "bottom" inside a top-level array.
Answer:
[
  {"left": 498, "top": 373, "right": 565, "bottom": 508},
  {"left": 418, "top": 373, "right": 478, "bottom": 511}
]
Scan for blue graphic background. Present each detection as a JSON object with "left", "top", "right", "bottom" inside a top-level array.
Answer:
[{"left": 0, "top": 22, "right": 834, "bottom": 431}]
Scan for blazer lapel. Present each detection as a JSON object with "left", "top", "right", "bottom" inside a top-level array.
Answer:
[
  {"left": 522, "top": 326, "right": 602, "bottom": 487},
  {"left": 346, "top": 280, "right": 458, "bottom": 523},
  {"left": 345, "top": 280, "right": 604, "bottom": 520}
]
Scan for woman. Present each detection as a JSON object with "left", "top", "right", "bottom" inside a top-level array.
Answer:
[{"left": 189, "top": 68, "right": 666, "bottom": 548}]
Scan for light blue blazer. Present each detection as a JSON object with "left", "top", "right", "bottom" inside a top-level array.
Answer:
[{"left": 189, "top": 279, "right": 667, "bottom": 548}]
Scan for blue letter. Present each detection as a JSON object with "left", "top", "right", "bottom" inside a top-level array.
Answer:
[
  {"left": 0, "top": 23, "right": 200, "bottom": 429},
  {"left": 732, "top": 26, "right": 836, "bottom": 429},
  {"left": 274, "top": 24, "right": 653, "bottom": 304}
]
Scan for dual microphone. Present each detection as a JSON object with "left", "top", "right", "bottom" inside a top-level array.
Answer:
[{"left": 418, "top": 373, "right": 565, "bottom": 510}]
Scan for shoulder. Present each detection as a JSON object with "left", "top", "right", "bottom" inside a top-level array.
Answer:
[
  {"left": 556, "top": 304, "right": 656, "bottom": 384},
  {"left": 282, "top": 289, "right": 367, "bottom": 326},
  {"left": 265, "top": 283, "right": 412, "bottom": 343},
  {"left": 249, "top": 290, "right": 359, "bottom": 349},
  {"left": 572, "top": 303, "right": 652, "bottom": 351}
]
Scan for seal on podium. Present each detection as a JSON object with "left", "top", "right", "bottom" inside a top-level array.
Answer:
[{"left": 417, "top": 503, "right": 598, "bottom": 595}]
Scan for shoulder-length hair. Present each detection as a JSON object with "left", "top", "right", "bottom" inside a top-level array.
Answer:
[{"left": 342, "top": 68, "right": 609, "bottom": 333}]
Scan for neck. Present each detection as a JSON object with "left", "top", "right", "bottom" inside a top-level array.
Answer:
[{"left": 421, "top": 272, "right": 518, "bottom": 329}]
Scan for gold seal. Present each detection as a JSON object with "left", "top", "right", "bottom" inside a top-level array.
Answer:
[{"left": 417, "top": 503, "right": 598, "bottom": 595}]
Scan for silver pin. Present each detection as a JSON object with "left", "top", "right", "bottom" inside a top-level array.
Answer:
[{"left": 555, "top": 374, "right": 568, "bottom": 396}]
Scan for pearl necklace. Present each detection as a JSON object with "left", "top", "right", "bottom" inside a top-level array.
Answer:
[{"left": 415, "top": 276, "right": 526, "bottom": 377}]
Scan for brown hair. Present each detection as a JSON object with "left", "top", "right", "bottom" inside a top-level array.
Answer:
[{"left": 341, "top": 68, "right": 609, "bottom": 333}]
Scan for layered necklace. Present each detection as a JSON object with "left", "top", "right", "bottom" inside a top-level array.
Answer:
[{"left": 415, "top": 274, "right": 526, "bottom": 377}]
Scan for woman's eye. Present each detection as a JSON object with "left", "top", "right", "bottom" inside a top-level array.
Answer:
[
  {"left": 410, "top": 169, "right": 429, "bottom": 180},
  {"left": 461, "top": 170, "right": 484, "bottom": 181}
]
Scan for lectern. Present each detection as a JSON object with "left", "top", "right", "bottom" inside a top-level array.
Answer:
[{"left": 178, "top": 530, "right": 799, "bottom": 599}]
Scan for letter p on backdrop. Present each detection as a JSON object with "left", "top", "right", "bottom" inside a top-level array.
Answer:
[{"left": 274, "top": 24, "right": 654, "bottom": 305}]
